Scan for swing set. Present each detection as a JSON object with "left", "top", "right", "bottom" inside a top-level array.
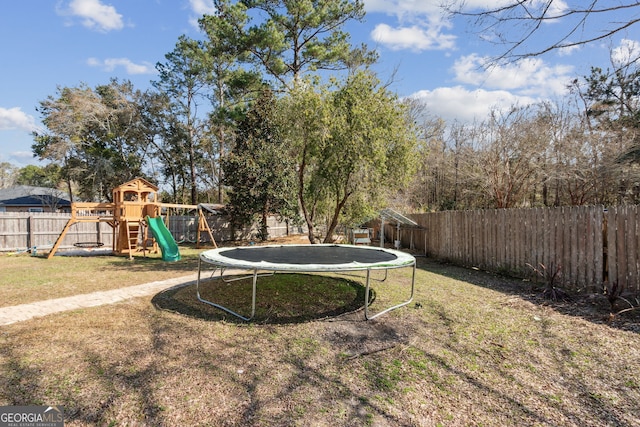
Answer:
[{"left": 46, "top": 178, "right": 217, "bottom": 259}]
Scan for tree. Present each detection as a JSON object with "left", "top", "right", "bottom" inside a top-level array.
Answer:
[
  {"left": 411, "top": 95, "right": 640, "bottom": 209},
  {"left": 201, "top": 0, "right": 377, "bottom": 90},
  {"left": 480, "top": 107, "right": 549, "bottom": 208},
  {"left": 572, "top": 57, "right": 640, "bottom": 203},
  {"left": 153, "top": 36, "right": 211, "bottom": 205},
  {"left": 33, "top": 80, "right": 147, "bottom": 201},
  {"left": 15, "top": 164, "right": 62, "bottom": 188},
  {"left": 222, "top": 89, "right": 298, "bottom": 240},
  {"left": 322, "top": 72, "right": 418, "bottom": 239},
  {"left": 32, "top": 85, "right": 87, "bottom": 201},
  {"left": 282, "top": 72, "right": 419, "bottom": 243},
  {"left": 448, "top": 1, "right": 640, "bottom": 64},
  {"left": 89, "top": 80, "right": 148, "bottom": 194},
  {"left": 0, "top": 162, "right": 17, "bottom": 188},
  {"left": 428, "top": 120, "right": 480, "bottom": 210},
  {"left": 198, "top": 12, "right": 264, "bottom": 204},
  {"left": 136, "top": 90, "right": 184, "bottom": 199},
  {"left": 278, "top": 80, "right": 329, "bottom": 243}
]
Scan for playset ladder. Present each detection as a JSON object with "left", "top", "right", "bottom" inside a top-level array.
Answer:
[{"left": 124, "top": 220, "right": 141, "bottom": 259}]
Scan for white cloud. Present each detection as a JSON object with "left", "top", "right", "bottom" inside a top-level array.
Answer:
[
  {"left": 87, "top": 57, "right": 154, "bottom": 75},
  {"left": 371, "top": 23, "right": 456, "bottom": 51},
  {"left": 0, "top": 107, "right": 37, "bottom": 132},
  {"left": 452, "top": 54, "right": 573, "bottom": 97},
  {"left": 409, "top": 86, "right": 537, "bottom": 123},
  {"left": 364, "top": 0, "right": 441, "bottom": 17},
  {"left": 409, "top": 49, "right": 575, "bottom": 124},
  {"left": 188, "top": 0, "right": 217, "bottom": 29},
  {"left": 364, "top": 0, "right": 568, "bottom": 22},
  {"left": 611, "top": 39, "right": 640, "bottom": 68},
  {"left": 365, "top": 0, "right": 456, "bottom": 51},
  {"left": 454, "top": 0, "right": 568, "bottom": 18},
  {"left": 8, "top": 151, "right": 39, "bottom": 166},
  {"left": 364, "top": 0, "right": 571, "bottom": 53},
  {"left": 189, "top": 0, "right": 217, "bottom": 16},
  {"left": 557, "top": 44, "right": 581, "bottom": 57},
  {"left": 64, "top": 0, "right": 124, "bottom": 32}
]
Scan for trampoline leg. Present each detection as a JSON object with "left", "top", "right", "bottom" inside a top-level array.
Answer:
[
  {"left": 249, "top": 269, "right": 257, "bottom": 320},
  {"left": 364, "top": 269, "right": 372, "bottom": 319},
  {"left": 196, "top": 258, "right": 257, "bottom": 321},
  {"left": 364, "top": 263, "right": 416, "bottom": 320}
]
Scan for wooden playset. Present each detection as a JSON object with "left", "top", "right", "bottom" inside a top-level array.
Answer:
[{"left": 46, "top": 178, "right": 216, "bottom": 259}]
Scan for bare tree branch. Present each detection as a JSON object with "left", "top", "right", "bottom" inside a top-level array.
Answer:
[{"left": 447, "top": 1, "right": 640, "bottom": 65}]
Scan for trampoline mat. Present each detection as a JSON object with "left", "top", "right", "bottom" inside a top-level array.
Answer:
[{"left": 220, "top": 245, "right": 397, "bottom": 265}]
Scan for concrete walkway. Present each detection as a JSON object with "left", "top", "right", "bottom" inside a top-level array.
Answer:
[{"left": 0, "top": 273, "right": 200, "bottom": 326}]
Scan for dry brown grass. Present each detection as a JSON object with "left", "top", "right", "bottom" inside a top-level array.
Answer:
[{"left": 1, "top": 238, "right": 640, "bottom": 426}]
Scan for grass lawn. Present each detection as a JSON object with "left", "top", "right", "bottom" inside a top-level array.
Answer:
[
  {"left": 1, "top": 242, "right": 639, "bottom": 426},
  {"left": 0, "top": 247, "right": 203, "bottom": 308}
]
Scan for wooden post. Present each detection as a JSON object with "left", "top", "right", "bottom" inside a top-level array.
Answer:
[
  {"left": 27, "top": 215, "right": 33, "bottom": 250},
  {"left": 196, "top": 208, "right": 217, "bottom": 248},
  {"left": 46, "top": 218, "right": 76, "bottom": 259}
]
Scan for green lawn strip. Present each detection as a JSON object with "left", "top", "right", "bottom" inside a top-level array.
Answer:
[{"left": 0, "top": 246, "right": 201, "bottom": 307}]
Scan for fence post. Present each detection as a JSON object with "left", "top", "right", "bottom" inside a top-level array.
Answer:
[{"left": 27, "top": 215, "right": 33, "bottom": 250}]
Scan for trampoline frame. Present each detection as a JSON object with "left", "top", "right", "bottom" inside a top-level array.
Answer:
[{"left": 196, "top": 244, "right": 416, "bottom": 321}]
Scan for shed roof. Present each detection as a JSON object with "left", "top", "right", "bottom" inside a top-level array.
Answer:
[{"left": 380, "top": 208, "right": 418, "bottom": 227}]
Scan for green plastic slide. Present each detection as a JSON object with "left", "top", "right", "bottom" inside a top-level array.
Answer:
[{"left": 145, "top": 215, "right": 181, "bottom": 262}]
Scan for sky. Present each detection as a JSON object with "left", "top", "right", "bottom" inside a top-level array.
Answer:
[{"left": 2, "top": 0, "right": 640, "bottom": 167}]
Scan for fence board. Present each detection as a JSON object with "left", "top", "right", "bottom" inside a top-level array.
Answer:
[
  {"left": 542, "top": 208, "right": 549, "bottom": 274},
  {"left": 635, "top": 206, "right": 640, "bottom": 292},
  {"left": 619, "top": 206, "right": 628, "bottom": 289},
  {"left": 472, "top": 210, "right": 480, "bottom": 266},
  {"left": 607, "top": 208, "right": 616, "bottom": 286},
  {"left": 577, "top": 208, "right": 592, "bottom": 289},
  {"left": 516, "top": 209, "right": 523, "bottom": 275},
  {"left": 594, "top": 207, "right": 604, "bottom": 291},
  {"left": 628, "top": 206, "right": 638, "bottom": 290},
  {"left": 533, "top": 208, "right": 542, "bottom": 273},
  {"left": 571, "top": 207, "right": 579, "bottom": 287},
  {"left": 577, "top": 208, "right": 585, "bottom": 287}
]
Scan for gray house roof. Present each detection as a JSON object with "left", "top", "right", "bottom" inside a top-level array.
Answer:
[{"left": 0, "top": 185, "right": 71, "bottom": 208}]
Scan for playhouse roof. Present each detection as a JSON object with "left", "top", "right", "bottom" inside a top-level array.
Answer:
[{"left": 114, "top": 178, "right": 158, "bottom": 193}]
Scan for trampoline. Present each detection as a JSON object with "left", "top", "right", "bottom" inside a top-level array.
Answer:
[{"left": 196, "top": 244, "right": 416, "bottom": 321}]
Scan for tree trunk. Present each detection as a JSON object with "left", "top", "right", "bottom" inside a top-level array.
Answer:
[
  {"left": 260, "top": 201, "right": 269, "bottom": 241},
  {"left": 297, "top": 152, "right": 317, "bottom": 244},
  {"left": 323, "top": 191, "right": 350, "bottom": 243}
]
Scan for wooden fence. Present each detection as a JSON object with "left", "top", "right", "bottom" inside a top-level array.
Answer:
[
  {"left": 5, "top": 206, "right": 638, "bottom": 295},
  {"left": 385, "top": 205, "right": 639, "bottom": 294},
  {"left": 0, "top": 212, "right": 304, "bottom": 254},
  {"left": 0, "top": 213, "right": 111, "bottom": 252}
]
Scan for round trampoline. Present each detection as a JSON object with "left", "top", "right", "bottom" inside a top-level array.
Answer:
[{"left": 197, "top": 244, "right": 416, "bottom": 321}]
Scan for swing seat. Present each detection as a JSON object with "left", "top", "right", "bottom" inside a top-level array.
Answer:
[{"left": 73, "top": 242, "right": 105, "bottom": 248}]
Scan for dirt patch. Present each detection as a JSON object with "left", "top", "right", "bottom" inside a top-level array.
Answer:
[
  {"left": 320, "top": 316, "right": 415, "bottom": 359},
  {"left": 264, "top": 234, "right": 311, "bottom": 244},
  {"left": 221, "top": 234, "right": 311, "bottom": 247}
]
